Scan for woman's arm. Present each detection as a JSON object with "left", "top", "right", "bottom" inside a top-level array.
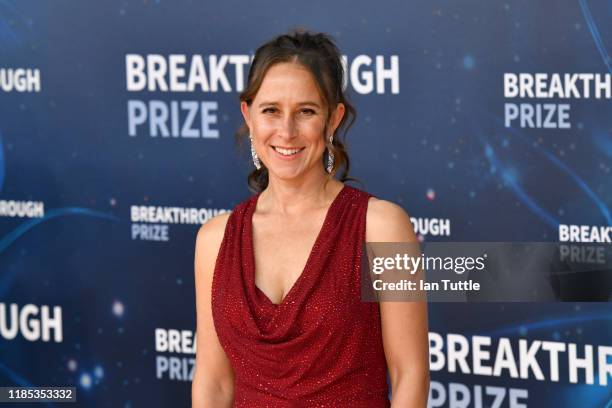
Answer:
[
  {"left": 192, "top": 213, "right": 235, "bottom": 408},
  {"left": 366, "top": 199, "right": 430, "bottom": 407}
]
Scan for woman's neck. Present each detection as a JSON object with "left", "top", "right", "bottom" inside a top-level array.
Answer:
[{"left": 259, "top": 171, "right": 343, "bottom": 216}]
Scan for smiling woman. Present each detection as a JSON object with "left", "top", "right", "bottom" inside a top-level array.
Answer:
[
  {"left": 236, "top": 31, "right": 355, "bottom": 193},
  {"left": 241, "top": 62, "right": 344, "bottom": 186},
  {"left": 191, "top": 29, "right": 429, "bottom": 408}
]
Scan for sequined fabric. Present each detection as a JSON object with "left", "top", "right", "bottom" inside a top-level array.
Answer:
[{"left": 211, "top": 185, "right": 390, "bottom": 407}]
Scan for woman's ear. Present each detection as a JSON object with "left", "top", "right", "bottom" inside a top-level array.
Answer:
[
  {"left": 240, "top": 101, "right": 251, "bottom": 129},
  {"left": 330, "top": 103, "right": 346, "bottom": 134}
]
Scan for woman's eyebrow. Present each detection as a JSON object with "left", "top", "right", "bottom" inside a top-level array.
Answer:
[
  {"left": 257, "top": 101, "right": 278, "bottom": 108},
  {"left": 257, "top": 101, "right": 321, "bottom": 109},
  {"left": 298, "top": 101, "right": 321, "bottom": 108}
]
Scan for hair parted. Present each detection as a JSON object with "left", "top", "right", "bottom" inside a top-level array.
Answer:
[{"left": 237, "top": 28, "right": 357, "bottom": 193}]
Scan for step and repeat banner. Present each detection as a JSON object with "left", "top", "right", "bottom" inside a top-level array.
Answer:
[{"left": 1, "top": 1, "right": 611, "bottom": 406}]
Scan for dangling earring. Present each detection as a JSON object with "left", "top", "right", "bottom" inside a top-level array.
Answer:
[
  {"left": 249, "top": 134, "right": 261, "bottom": 170},
  {"left": 326, "top": 134, "right": 334, "bottom": 174}
]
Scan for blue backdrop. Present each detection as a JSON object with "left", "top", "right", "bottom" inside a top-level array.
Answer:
[{"left": 1, "top": 1, "right": 611, "bottom": 406}]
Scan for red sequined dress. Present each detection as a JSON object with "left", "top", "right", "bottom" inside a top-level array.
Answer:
[{"left": 211, "top": 185, "right": 390, "bottom": 407}]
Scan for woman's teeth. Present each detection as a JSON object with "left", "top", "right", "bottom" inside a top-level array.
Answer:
[{"left": 273, "top": 146, "right": 302, "bottom": 156}]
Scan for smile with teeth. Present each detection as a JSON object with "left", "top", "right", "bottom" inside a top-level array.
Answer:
[{"left": 272, "top": 146, "right": 304, "bottom": 156}]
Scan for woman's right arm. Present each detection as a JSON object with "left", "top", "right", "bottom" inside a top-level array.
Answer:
[{"left": 191, "top": 213, "right": 235, "bottom": 408}]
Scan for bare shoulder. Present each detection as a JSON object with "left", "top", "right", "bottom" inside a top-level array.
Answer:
[
  {"left": 197, "top": 211, "right": 231, "bottom": 243},
  {"left": 195, "top": 212, "right": 232, "bottom": 268},
  {"left": 366, "top": 197, "right": 417, "bottom": 242}
]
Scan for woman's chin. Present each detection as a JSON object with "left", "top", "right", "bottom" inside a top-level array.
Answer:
[
  {"left": 268, "top": 168, "right": 303, "bottom": 181},
  {"left": 266, "top": 163, "right": 314, "bottom": 182}
]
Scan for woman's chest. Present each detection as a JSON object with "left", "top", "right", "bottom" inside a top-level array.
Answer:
[{"left": 251, "top": 217, "right": 324, "bottom": 305}]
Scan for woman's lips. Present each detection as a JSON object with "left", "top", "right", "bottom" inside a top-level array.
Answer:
[{"left": 270, "top": 145, "right": 305, "bottom": 160}]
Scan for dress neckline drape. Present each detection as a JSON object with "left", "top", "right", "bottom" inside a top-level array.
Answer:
[{"left": 245, "top": 184, "right": 348, "bottom": 308}]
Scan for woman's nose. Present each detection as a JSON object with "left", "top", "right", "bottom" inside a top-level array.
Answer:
[{"left": 278, "top": 115, "right": 297, "bottom": 139}]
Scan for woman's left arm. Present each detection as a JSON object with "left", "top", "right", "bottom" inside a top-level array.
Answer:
[{"left": 366, "top": 198, "right": 430, "bottom": 407}]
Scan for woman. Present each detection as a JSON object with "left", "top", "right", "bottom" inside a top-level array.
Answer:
[{"left": 192, "top": 29, "right": 429, "bottom": 407}]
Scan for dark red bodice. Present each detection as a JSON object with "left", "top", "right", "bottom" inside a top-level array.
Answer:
[{"left": 211, "top": 185, "right": 390, "bottom": 407}]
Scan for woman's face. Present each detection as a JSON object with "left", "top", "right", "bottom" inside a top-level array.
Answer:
[{"left": 241, "top": 62, "right": 344, "bottom": 182}]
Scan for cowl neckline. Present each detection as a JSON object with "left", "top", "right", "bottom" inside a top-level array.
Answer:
[
  {"left": 210, "top": 184, "right": 391, "bottom": 405},
  {"left": 245, "top": 184, "right": 348, "bottom": 309}
]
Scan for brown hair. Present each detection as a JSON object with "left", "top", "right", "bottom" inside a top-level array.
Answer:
[{"left": 237, "top": 28, "right": 357, "bottom": 193}]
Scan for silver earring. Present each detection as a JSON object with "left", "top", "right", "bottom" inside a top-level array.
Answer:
[
  {"left": 326, "top": 134, "right": 334, "bottom": 174},
  {"left": 249, "top": 134, "right": 261, "bottom": 170}
]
